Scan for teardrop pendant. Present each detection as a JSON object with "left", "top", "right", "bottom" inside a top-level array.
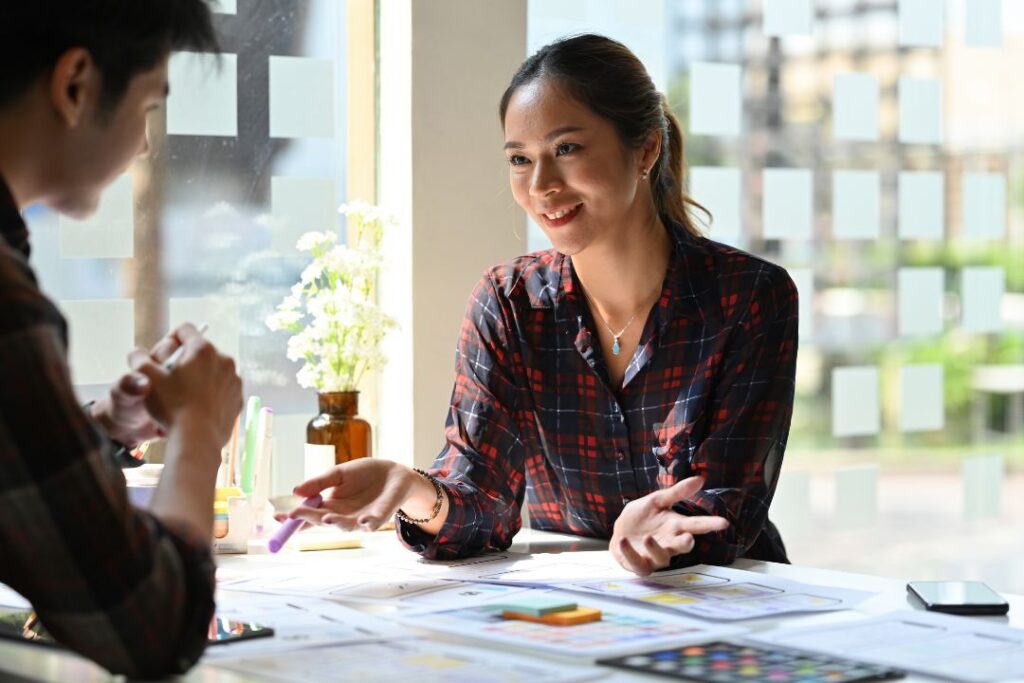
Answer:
[{"left": 612, "top": 336, "right": 621, "bottom": 355}]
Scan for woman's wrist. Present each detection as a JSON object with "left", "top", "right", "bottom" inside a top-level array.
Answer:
[{"left": 398, "top": 467, "right": 445, "bottom": 523}]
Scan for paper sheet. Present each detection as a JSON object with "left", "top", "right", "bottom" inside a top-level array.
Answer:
[
  {"left": 0, "top": 584, "right": 30, "bottom": 609},
  {"left": 203, "top": 592, "right": 405, "bottom": 659},
  {"left": 212, "top": 639, "right": 606, "bottom": 683},
  {"left": 400, "top": 588, "right": 743, "bottom": 659},
  {"left": 751, "top": 610, "right": 1024, "bottom": 683}
]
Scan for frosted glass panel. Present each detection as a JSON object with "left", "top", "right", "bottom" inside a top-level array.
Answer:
[
  {"left": 832, "top": 366, "right": 880, "bottom": 437},
  {"left": 689, "top": 62, "right": 742, "bottom": 136}
]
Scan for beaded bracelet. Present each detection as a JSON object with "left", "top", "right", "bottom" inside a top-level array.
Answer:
[{"left": 395, "top": 468, "right": 445, "bottom": 524}]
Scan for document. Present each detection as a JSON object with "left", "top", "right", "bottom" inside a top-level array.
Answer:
[{"left": 751, "top": 610, "right": 1024, "bottom": 682}]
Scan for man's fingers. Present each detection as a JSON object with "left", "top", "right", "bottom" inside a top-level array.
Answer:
[
  {"left": 293, "top": 469, "right": 342, "bottom": 497},
  {"left": 651, "top": 476, "right": 705, "bottom": 509},
  {"left": 114, "top": 372, "right": 150, "bottom": 397},
  {"left": 679, "top": 516, "right": 730, "bottom": 535},
  {"left": 618, "top": 537, "right": 655, "bottom": 577}
]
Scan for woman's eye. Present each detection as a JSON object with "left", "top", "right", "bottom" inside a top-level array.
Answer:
[
  {"left": 556, "top": 142, "right": 578, "bottom": 156},
  {"left": 508, "top": 155, "right": 529, "bottom": 166}
]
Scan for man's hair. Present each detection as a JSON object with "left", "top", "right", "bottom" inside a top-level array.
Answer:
[{"left": 0, "top": 1, "right": 219, "bottom": 113}]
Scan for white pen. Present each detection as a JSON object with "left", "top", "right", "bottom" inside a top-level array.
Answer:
[{"left": 164, "top": 323, "right": 209, "bottom": 370}]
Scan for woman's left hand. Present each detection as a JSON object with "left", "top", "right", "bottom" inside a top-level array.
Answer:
[{"left": 610, "top": 476, "right": 729, "bottom": 576}]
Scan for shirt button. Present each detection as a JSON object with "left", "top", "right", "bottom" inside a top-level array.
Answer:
[{"left": 616, "top": 450, "right": 626, "bottom": 460}]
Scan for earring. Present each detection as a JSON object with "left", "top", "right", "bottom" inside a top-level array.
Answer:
[{"left": 640, "top": 168, "right": 650, "bottom": 180}]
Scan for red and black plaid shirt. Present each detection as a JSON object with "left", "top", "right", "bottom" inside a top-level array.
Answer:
[
  {"left": 400, "top": 221, "right": 798, "bottom": 566},
  {"left": 0, "top": 178, "right": 215, "bottom": 676}
]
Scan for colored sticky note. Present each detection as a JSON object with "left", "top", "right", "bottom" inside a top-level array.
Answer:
[
  {"left": 689, "top": 167, "right": 741, "bottom": 242},
  {"left": 271, "top": 177, "right": 339, "bottom": 253},
  {"left": 899, "top": 0, "right": 944, "bottom": 47},
  {"left": 898, "top": 267, "right": 944, "bottom": 336},
  {"left": 963, "top": 455, "right": 1003, "bottom": 520},
  {"left": 503, "top": 607, "right": 602, "bottom": 626},
  {"left": 269, "top": 56, "right": 336, "bottom": 139},
  {"left": 962, "top": 267, "right": 1004, "bottom": 333},
  {"left": 962, "top": 172, "right": 1005, "bottom": 239},
  {"left": 763, "top": 0, "right": 813, "bottom": 36},
  {"left": 832, "top": 366, "right": 879, "bottom": 437},
  {"left": 789, "top": 268, "right": 813, "bottom": 342},
  {"left": 898, "top": 171, "right": 944, "bottom": 239},
  {"left": 689, "top": 62, "right": 742, "bottom": 136},
  {"left": 763, "top": 168, "right": 812, "bottom": 239},
  {"left": 60, "top": 299, "right": 134, "bottom": 386},
  {"left": 168, "top": 52, "right": 237, "bottom": 137},
  {"left": 493, "top": 600, "right": 577, "bottom": 617},
  {"left": 832, "top": 170, "right": 880, "bottom": 239},
  {"left": 168, "top": 297, "right": 241, "bottom": 362},
  {"left": 900, "top": 364, "right": 944, "bottom": 432},
  {"left": 58, "top": 173, "right": 134, "bottom": 259},
  {"left": 966, "top": 0, "right": 1002, "bottom": 47},
  {"left": 835, "top": 464, "right": 879, "bottom": 529},
  {"left": 211, "top": 0, "right": 236, "bottom": 13},
  {"left": 833, "top": 73, "right": 879, "bottom": 141},
  {"left": 899, "top": 78, "right": 943, "bottom": 144}
]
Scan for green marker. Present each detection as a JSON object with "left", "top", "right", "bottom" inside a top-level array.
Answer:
[{"left": 240, "top": 395, "right": 261, "bottom": 494}]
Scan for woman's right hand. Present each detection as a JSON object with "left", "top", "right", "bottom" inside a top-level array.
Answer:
[{"left": 283, "top": 459, "right": 425, "bottom": 532}]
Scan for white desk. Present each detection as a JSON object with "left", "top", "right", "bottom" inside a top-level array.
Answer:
[{"left": 1, "top": 529, "right": 1022, "bottom": 682}]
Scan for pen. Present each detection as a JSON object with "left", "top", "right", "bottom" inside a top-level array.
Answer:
[
  {"left": 268, "top": 495, "right": 323, "bottom": 553},
  {"left": 164, "top": 323, "right": 210, "bottom": 370}
]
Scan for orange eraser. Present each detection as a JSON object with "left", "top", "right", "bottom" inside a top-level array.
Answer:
[{"left": 502, "top": 607, "right": 602, "bottom": 626}]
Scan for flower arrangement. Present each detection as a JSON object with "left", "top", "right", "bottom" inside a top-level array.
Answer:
[{"left": 265, "top": 201, "right": 398, "bottom": 391}]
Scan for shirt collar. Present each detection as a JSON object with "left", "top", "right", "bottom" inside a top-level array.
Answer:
[
  {"left": 522, "top": 220, "right": 723, "bottom": 327},
  {"left": 0, "top": 175, "right": 30, "bottom": 259}
]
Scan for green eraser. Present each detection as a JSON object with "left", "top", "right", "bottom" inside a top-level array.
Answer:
[{"left": 492, "top": 599, "right": 577, "bottom": 617}]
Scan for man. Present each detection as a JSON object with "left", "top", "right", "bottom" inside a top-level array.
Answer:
[{"left": 0, "top": 2, "right": 242, "bottom": 677}]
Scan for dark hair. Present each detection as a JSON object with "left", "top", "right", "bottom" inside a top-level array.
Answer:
[
  {"left": 0, "top": 1, "right": 219, "bottom": 114},
  {"left": 500, "top": 34, "right": 707, "bottom": 237}
]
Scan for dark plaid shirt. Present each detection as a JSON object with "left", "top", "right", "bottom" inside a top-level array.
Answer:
[
  {"left": 401, "top": 221, "right": 798, "bottom": 566},
  {"left": 0, "top": 178, "right": 215, "bottom": 677}
]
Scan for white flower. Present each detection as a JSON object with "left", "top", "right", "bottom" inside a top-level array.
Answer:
[{"left": 296, "top": 231, "right": 336, "bottom": 252}]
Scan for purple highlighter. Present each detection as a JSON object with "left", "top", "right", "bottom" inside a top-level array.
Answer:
[{"left": 268, "top": 494, "right": 323, "bottom": 553}]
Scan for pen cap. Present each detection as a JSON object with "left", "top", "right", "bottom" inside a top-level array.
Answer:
[{"left": 239, "top": 396, "right": 262, "bottom": 494}]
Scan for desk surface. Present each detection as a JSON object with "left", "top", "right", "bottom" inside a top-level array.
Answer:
[{"left": 1, "top": 529, "right": 1021, "bottom": 682}]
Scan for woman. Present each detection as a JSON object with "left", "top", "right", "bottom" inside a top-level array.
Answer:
[{"left": 286, "top": 34, "right": 798, "bottom": 576}]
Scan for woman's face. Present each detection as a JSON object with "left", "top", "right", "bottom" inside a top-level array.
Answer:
[{"left": 503, "top": 78, "right": 649, "bottom": 256}]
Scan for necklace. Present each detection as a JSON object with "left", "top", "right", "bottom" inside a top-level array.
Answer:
[{"left": 578, "top": 283, "right": 642, "bottom": 356}]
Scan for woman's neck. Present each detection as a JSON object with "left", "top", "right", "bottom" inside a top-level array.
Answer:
[{"left": 571, "top": 207, "right": 672, "bottom": 321}]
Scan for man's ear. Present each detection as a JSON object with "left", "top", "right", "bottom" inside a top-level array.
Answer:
[{"left": 49, "top": 48, "right": 99, "bottom": 129}]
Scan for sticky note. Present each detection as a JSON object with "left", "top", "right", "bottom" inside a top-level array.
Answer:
[
  {"left": 770, "top": 470, "right": 811, "bottom": 539},
  {"left": 168, "top": 52, "right": 237, "bottom": 137},
  {"left": 899, "top": 0, "right": 944, "bottom": 47},
  {"left": 962, "top": 172, "right": 1005, "bottom": 239},
  {"left": 900, "top": 364, "right": 944, "bottom": 432},
  {"left": 789, "top": 268, "right": 813, "bottom": 342},
  {"left": 763, "top": 0, "right": 813, "bottom": 36},
  {"left": 269, "top": 56, "right": 336, "bottom": 139},
  {"left": 211, "top": 0, "right": 236, "bottom": 13},
  {"left": 963, "top": 455, "right": 1003, "bottom": 520},
  {"left": 832, "top": 366, "right": 879, "bottom": 437},
  {"left": 59, "top": 173, "right": 134, "bottom": 258},
  {"left": 832, "top": 170, "right": 880, "bottom": 239},
  {"left": 493, "top": 600, "right": 577, "bottom": 617},
  {"left": 271, "top": 177, "right": 338, "bottom": 253},
  {"left": 833, "top": 73, "right": 879, "bottom": 141},
  {"left": 168, "top": 297, "right": 241, "bottom": 362},
  {"left": 503, "top": 608, "right": 602, "bottom": 626},
  {"left": 899, "top": 78, "right": 942, "bottom": 144},
  {"left": 763, "top": 168, "right": 812, "bottom": 240},
  {"left": 689, "top": 62, "right": 742, "bottom": 136},
  {"left": 60, "top": 299, "right": 134, "bottom": 386},
  {"left": 898, "top": 171, "right": 944, "bottom": 239},
  {"left": 961, "top": 267, "right": 1004, "bottom": 333},
  {"left": 966, "top": 0, "right": 1002, "bottom": 47},
  {"left": 835, "top": 464, "right": 878, "bottom": 529},
  {"left": 898, "top": 268, "right": 944, "bottom": 336},
  {"left": 689, "top": 167, "right": 741, "bottom": 242}
]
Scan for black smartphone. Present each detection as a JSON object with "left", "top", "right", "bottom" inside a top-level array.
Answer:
[
  {"left": 0, "top": 608, "right": 274, "bottom": 648},
  {"left": 907, "top": 581, "right": 1009, "bottom": 616}
]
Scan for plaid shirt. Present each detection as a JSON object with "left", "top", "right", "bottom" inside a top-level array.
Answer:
[
  {"left": 0, "top": 178, "right": 215, "bottom": 677},
  {"left": 401, "top": 221, "right": 798, "bottom": 566}
]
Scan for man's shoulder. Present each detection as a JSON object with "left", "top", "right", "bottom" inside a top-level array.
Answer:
[{"left": 0, "top": 242, "right": 64, "bottom": 338}]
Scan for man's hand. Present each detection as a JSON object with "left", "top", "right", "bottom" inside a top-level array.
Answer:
[{"left": 610, "top": 476, "right": 729, "bottom": 576}]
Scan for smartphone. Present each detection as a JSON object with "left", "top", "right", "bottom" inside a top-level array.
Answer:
[
  {"left": 907, "top": 581, "right": 1009, "bottom": 616},
  {"left": 0, "top": 609, "right": 274, "bottom": 648}
]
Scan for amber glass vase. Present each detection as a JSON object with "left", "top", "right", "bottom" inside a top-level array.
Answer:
[{"left": 307, "top": 391, "right": 371, "bottom": 464}]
